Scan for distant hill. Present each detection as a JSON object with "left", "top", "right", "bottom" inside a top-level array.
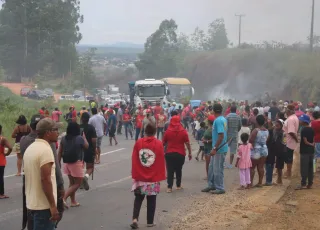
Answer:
[{"left": 77, "top": 43, "right": 144, "bottom": 54}]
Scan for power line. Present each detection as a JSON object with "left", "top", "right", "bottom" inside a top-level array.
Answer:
[
  {"left": 310, "top": 0, "right": 315, "bottom": 52},
  {"left": 235, "top": 14, "right": 245, "bottom": 47}
]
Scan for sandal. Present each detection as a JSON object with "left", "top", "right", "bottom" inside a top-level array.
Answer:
[
  {"left": 71, "top": 202, "right": 80, "bottom": 207},
  {"left": 176, "top": 187, "right": 183, "bottom": 190},
  {"left": 295, "top": 185, "right": 307, "bottom": 190},
  {"left": 166, "top": 188, "right": 172, "bottom": 193},
  {"left": 147, "top": 223, "right": 156, "bottom": 227},
  {"left": 63, "top": 200, "right": 69, "bottom": 209}
]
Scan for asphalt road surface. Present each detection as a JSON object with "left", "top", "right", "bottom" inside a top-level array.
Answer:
[{"left": 0, "top": 132, "right": 238, "bottom": 230}]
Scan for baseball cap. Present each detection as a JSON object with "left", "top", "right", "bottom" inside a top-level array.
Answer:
[
  {"left": 299, "top": 114, "right": 310, "bottom": 124},
  {"left": 208, "top": 115, "right": 215, "bottom": 122},
  {"left": 36, "top": 118, "right": 62, "bottom": 131}
]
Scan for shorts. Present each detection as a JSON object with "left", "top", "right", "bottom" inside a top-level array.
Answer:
[
  {"left": 284, "top": 147, "right": 294, "bottom": 164},
  {"left": 276, "top": 155, "right": 285, "bottom": 169},
  {"left": 315, "top": 143, "right": 320, "bottom": 159},
  {"left": 63, "top": 161, "right": 84, "bottom": 178},
  {"left": 84, "top": 151, "right": 95, "bottom": 164},
  {"left": 229, "top": 139, "right": 238, "bottom": 154},
  {"left": 96, "top": 136, "right": 103, "bottom": 148},
  {"left": 13, "top": 143, "right": 21, "bottom": 153},
  {"left": 199, "top": 146, "right": 204, "bottom": 151},
  {"left": 109, "top": 127, "right": 116, "bottom": 137}
]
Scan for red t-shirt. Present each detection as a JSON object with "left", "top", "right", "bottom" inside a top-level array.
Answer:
[
  {"left": 72, "top": 110, "right": 77, "bottom": 122},
  {"left": 153, "top": 106, "right": 162, "bottom": 116},
  {"left": 39, "top": 109, "right": 44, "bottom": 115},
  {"left": 311, "top": 120, "right": 320, "bottom": 142},
  {"left": 163, "top": 125, "right": 189, "bottom": 156},
  {"left": 123, "top": 114, "right": 131, "bottom": 122},
  {"left": 136, "top": 115, "right": 144, "bottom": 128}
]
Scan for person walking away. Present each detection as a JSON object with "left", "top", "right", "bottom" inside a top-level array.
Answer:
[
  {"left": 235, "top": 133, "right": 252, "bottom": 189},
  {"left": 116, "top": 105, "right": 124, "bottom": 135},
  {"left": 168, "top": 102, "right": 177, "bottom": 121},
  {"left": 0, "top": 125, "right": 13, "bottom": 199},
  {"left": 249, "top": 115, "right": 269, "bottom": 188},
  {"left": 71, "top": 106, "right": 77, "bottom": 123},
  {"left": 162, "top": 115, "right": 192, "bottom": 193},
  {"left": 20, "top": 115, "right": 65, "bottom": 230},
  {"left": 23, "top": 118, "right": 61, "bottom": 230},
  {"left": 226, "top": 106, "right": 241, "bottom": 168},
  {"left": 58, "top": 122, "right": 88, "bottom": 208},
  {"left": 156, "top": 110, "right": 166, "bottom": 139},
  {"left": 268, "top": 101, "right": 280, "bottom": 122},
  {"left": 130, "top": 124, "right": 166, "bottom": 229},
  {"left": 194, "top": 114, "right": 201, "bottom": 139},
  {"left": 135, "top": 110, "right": 144, "bottom": 141},
  {"left": 271, "top": 119, "right": 286, "bottom": 185},
  {"left": 78, "top": 106, "right": 88, "bottom": 124},
  {"left": 107, "top": 109, "right": 118, "bottom": 146},
  {"left": 80, "top": 112, "right": 97, "bottom": 191},
  {"left": 207, "top": 104, "right": 228, "bottom": 195},
  {"left": 52, "top": 108, "right": 62, "bottom": 122},
  {"left": 123, "top": 109, "right": 133, "bottom": 140},
  {"left": 311, "top": 111, "right": 320, "bottom": 170},
  {"left": 153, "top": 102, "right": 162, "bottom": 118},
  {"left": 296, "top": 114, "right": 314, "bottom": 189},
  {"left": 141, "top": 109, "right": 156, "bottom": 138},
  {"left": 202, "top": 115, "right": 215, "bottom": 178},
  {"left": 195, "top": 122, "right": 206, "bottom": 161},
  {"left": 283, "top": 104, "right": 299, "bottom": 178},
  {"left": 182, "top": 104, "right": 191, "bottom": 130},
  {"left": 12, "top": 115, "right": 31, "bottom": 176},
  {"left": 238, "top": 118, "right": 251, "bottom": 146},
  {"left": 89, "top": 108, "right": 106, "bottom": 164},
  {"left": 248, "top": 108, "right": 259, "bottom": 131},
  {"left": 265, "top": 120, "right": 276, "bottom": 186}
]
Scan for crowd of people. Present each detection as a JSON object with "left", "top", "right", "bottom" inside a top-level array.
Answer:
[{"left": 0, "top": 98, "right": 319, "bottom": 229}]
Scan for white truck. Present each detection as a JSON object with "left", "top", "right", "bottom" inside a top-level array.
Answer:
[{"left": 134, "top": 79, "right": 166, "bottom": 107}]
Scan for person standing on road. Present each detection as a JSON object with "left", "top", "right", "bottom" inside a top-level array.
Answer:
[
  {"left": 107, "top": 109, "right": 118, "bottom": 146},
  {"left": 0, "top": 125, "right": 13, "bottom": 199},
  {"left": 268, "top": 101, "right": 280, "bottom": 122},
  {"left": 23, "top": 118, "right": 61, "bottom": 230},
  {"left": 116, "top": 104, "right": 123, "bottom": 135},
  {"left": 135, "top": 110, "right": 144, "bottom": 141},
  {"left": 141, "top": 109, "right": 156, "bottom": 138},
  {"left": 311, "top": 111, "right": 320, "bottom": 165},
  {"left": 20, "top": 115, "right": 65, "bottom": 230},
  {"left": 202, "top": 115, "right": 215, "bottom": 178},
  {"left": 203, "top": 104, "right": 228, "bottom": 194},
  {"left": 226, "top": 105, "right": 241, "bottom": 168},
  {"left": 89, "top": 108, "right": 106, "bottom": 164},
  {"left": 283, "top": 104, "right": 299, "bottom": 178},
  {"left": 156, "top": 109, "right": 166, "bottom": 140},
  {"left": 130, "top": 123, "right": 166, "bottom": 229},
  {"left": 163, "top": 115, "right": 192, "bottom": 193},
  {"left": 12, "top": 115, "right": 31, "bottom": 176},
  {"left": 123, "top": 109, "right": 133, "bottom": 140},
  {"left": 80, "top": 112, "right": 97, "bottom": 191},
  {"left": 58, "top": 122, "right": 88, "bottom": 208}
]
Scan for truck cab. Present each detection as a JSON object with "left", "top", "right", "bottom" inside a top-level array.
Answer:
[{"left": 134, "top": 79, "right": 166, "bottom": 107}]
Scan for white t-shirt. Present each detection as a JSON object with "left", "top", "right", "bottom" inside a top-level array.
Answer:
[
  {"left": 89, "top": 114, "right": 107, "bottom": 137},
  {"left": 238, "top": 126, "right": 251, "bottom": 144},
  {"left": 195, "top": 121, "right": 200, "bottom": 131},
  {"left": 24, "top": 139, "right": 57, "bottom": 210}
]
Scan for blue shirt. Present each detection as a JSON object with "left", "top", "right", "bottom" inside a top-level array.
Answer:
[
  {"left": 108, "top": 114, "right": 117, "bottom": 129},
  {"left": 212, "top": 115, "right": 228, "bottom": 154}
]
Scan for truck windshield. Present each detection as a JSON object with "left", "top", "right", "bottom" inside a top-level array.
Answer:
[
  {"left": 168, "top": 84, "right": 191, "bottom": 100},
  {"left": 137, "top": 85, "right": 165, "bottom": 97}
]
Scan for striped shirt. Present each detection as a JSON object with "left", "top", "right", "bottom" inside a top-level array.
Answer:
[{"left": 226, "top": 113, "right": 241, "bottom": 139}]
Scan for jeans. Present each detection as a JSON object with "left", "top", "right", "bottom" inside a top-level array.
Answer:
[
  {"left": 132, "top": 193, "right": 157, "bottom": 224},
  {"left": 165, "top": 153, "right": 185, "bottom": 189},
  {"left": 0, "top": 166, "right": 4, "bottom": 195},
  {"left": 124, "top": 122, "right": 133, "bottom": 139},
  {"left": 156, "top": 127, "right": 164, "bottom": 139},
  {"left": 135, "top": 128, "right": 141, "bottom": 141},
  {"left": 300, "top": 154, "right": 314, "bottom": 186},
  {"left": 265, "top": 163, "right": 274, "bottom": 184},
  {"left": 183, "top": 118, "right": 189, "bottom": 130},
  {"left": 117, "top": 121, "right": 122, "bottom": 134},
  {"left": 28, "top": 209, "right": 56, "bottom": 230},
  {"left": 208, "top": 153, "right": 226, "bottom": 191}
]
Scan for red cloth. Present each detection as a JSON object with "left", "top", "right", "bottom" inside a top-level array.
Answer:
[
  {"left": 163, "top": 116, "right": 189, "bottom": 156},
  {"left": 295, "top": 110, "right": 304, "bottom": 117},
  {"left": 311, "top": 120, "right": 320, "bottom": 142},
  {"left": 224, "top": 107, "right": 231, "bottom": 116},
  {"left": 123, "top": 114, "right": 131, "bottom": 122},
  {"left": 131, "top": 137, "right": 166, "bottom": 182},
  {"left": 135, "top": 115, "right": 144, "bottom": 128},
  {"left": 153, "top": 106, "right": 162, "bottom": 116},
  {"left": 72, "top": 110, "right": 77, "bottom": 122},
  {"left": 39, "top": 109, "right": 44, "bottom": 115}
]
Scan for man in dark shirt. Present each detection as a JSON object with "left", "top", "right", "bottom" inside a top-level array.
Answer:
[
  {"left": 297, "top": 114, "right": 314, "bottom": 190},
  {"left": 80, "top": 112, "right": 97, "bottom": 190},
  {"left": 268, "top": 101, "right": 281, "bottom": 122},
  {"left": 20, "top": 115, "right": 64, "bottom": 230}
]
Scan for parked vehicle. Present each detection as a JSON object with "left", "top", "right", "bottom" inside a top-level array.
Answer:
[
  {"left": 44, "top": 88, "right": 54, "bottom": 98},
  {"left": 28, "top": 90, "right": 47, "bottom": 100},
  {"left": 73, "top": 90, "right": 84, "bottom": 98},
  {"left": 20, "top": 87, "right": 31, "bottom": 97},
  {"left": 59, "top": 95, "right": 74, "bottom": 101}
]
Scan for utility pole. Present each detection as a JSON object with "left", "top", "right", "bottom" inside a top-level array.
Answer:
[
  {"left": 310, "top": 0, "right": 315, "bottom": 52},
  {"left": 235, "top": 14, "right": 245, "bottom": 47}
]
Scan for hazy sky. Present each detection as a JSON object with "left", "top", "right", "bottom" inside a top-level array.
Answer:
[{"left": 79, "top": 0, "right": 319, "bottom": 45}]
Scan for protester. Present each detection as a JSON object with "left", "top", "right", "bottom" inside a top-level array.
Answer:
[
  {"left": 23, "top": 118, "right": 61, "bottom": 230},
  {"left": 79, "top": 106, "right": 88, "bottom": 123},
  {"left": 116, "top": 104, "right": 123, "bottom": 135},
  {"left": 311, "top": 111, "right": 320, "bottom": 161},
  {"left": 272, "top": 119, "right": 286, "bottom": 185},
  {"left": 235, "top": 133, "right": 252, "bottom": 190},
  {"left": 163, "top": 115, "right": 191, "bottom": 193},
  {"left": 156, "top": 109, "right": 166, "bottom": 140},
  {"left": 268, "top": 101, "right": 281, "bottom": 122},
  {"left": 181, "top": 104, "right": 191, "bottom": 130},
  {"left": 71, "top": 106, "right": 77, "bottom": 123},
  {"left": 265, "top": 119, "right": 276, "bottom": 186},
  {"left": 168, "top": 102, "right": 177, "bottom": 120},
  {"left": 130, "top": 123, "right": 166, "bottom": 229},
  {"left": 283, "top": 104, "right": 299, "bottom": 178},
  {"left": 141, "top": 109, "right": 156, "bottom": 138},
  {"left": 226, "top": 105, "right": 241, "bottom": 168},
  {"left": 238, "top": 118, "right": 251, "bottom": 145},
  {"left": 195, "top": 122, "right": 206, "bottom": 161},
  {"left": 248, "top": 108, "right": 259, "bottom": 130},
  {"left": 89, "top": 108, "right": 106, "bottom": 164},
  {"left": 107, "top": 108, "right": 118, "bottom": 146},
  {"left": 52, "top": 108, "right": 62, "bottom": 122},
  {"left": 0, "top": 125, "right": 13, "bottom": 199},
  {"left": 80, "top": 112, "right": 97, "bottom": 190},
  {"left": 202, "top": 115, "right": 215, "bottom": 177},
  {"left": 249, "top": 115, "right": 269, "bottom": 188},
  {"left": 123, "top": 109, "right": 133, "bottom": 140},
  {"left": 296, "top": 114, "right": 314, "bottom": 190},
  {"left": 11, "top": 115, "right": 31, "bottom": 176},
  {"left": 135, "top": 110, "right": 144, "bottom": 141},
  {"left": 58, "top": 122, "right": 88, "bottom": 208}
]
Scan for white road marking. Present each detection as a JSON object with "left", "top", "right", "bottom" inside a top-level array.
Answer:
[{"left": 4, "top": 148, "right": 126, "bottom": 178}]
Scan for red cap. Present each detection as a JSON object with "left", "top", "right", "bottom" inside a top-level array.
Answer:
[{"left": 208, "top": 115, "right": 215, "bottom": 122}]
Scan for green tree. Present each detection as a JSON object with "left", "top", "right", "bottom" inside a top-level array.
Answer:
[
  {"left": 206, "top": 18, "right": 229, "bottom": 50},
  {"left": 190, "top": 27, "right": 207, "bottom": 51},
  {"left": 135, "top": 19, "right": 179, "bottom": 78}
]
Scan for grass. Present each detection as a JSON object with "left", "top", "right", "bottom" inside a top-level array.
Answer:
[{"left": 0, "top": 86, "right": 92, "bottom": 144}]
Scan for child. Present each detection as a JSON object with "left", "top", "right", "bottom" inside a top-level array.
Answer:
[
  {"left": 235, "top": 133, "right": 252, "bottom": 189},
  {"left": 193, "top": 117, "right": 201, "bottom": 139},
  {"left": 238, "top": 118, "right": 251, "bottom": 145},
  {"left": 195, "top": 122, "right": 206, "bottom": 161},
  {"left": 296, "top": 114, "right": 314, "bottom": 190}
]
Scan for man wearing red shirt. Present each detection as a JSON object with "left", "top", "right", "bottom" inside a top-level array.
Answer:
[
  {"left": 135, "top": 111, "right": 144, "bottom": 141},
  {"left": 153, "top": 102, "right": 162, "bottom": 117},
  {"left": 71, "top": 106, "right": 77, "bottom": 123},
  {"left": 156, "top": 110, "right": 167, "bottom": 139}
]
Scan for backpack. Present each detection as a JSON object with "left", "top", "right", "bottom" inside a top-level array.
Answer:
[{"left": 62, "top": 137, "right": 80, "bottom": 163}]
